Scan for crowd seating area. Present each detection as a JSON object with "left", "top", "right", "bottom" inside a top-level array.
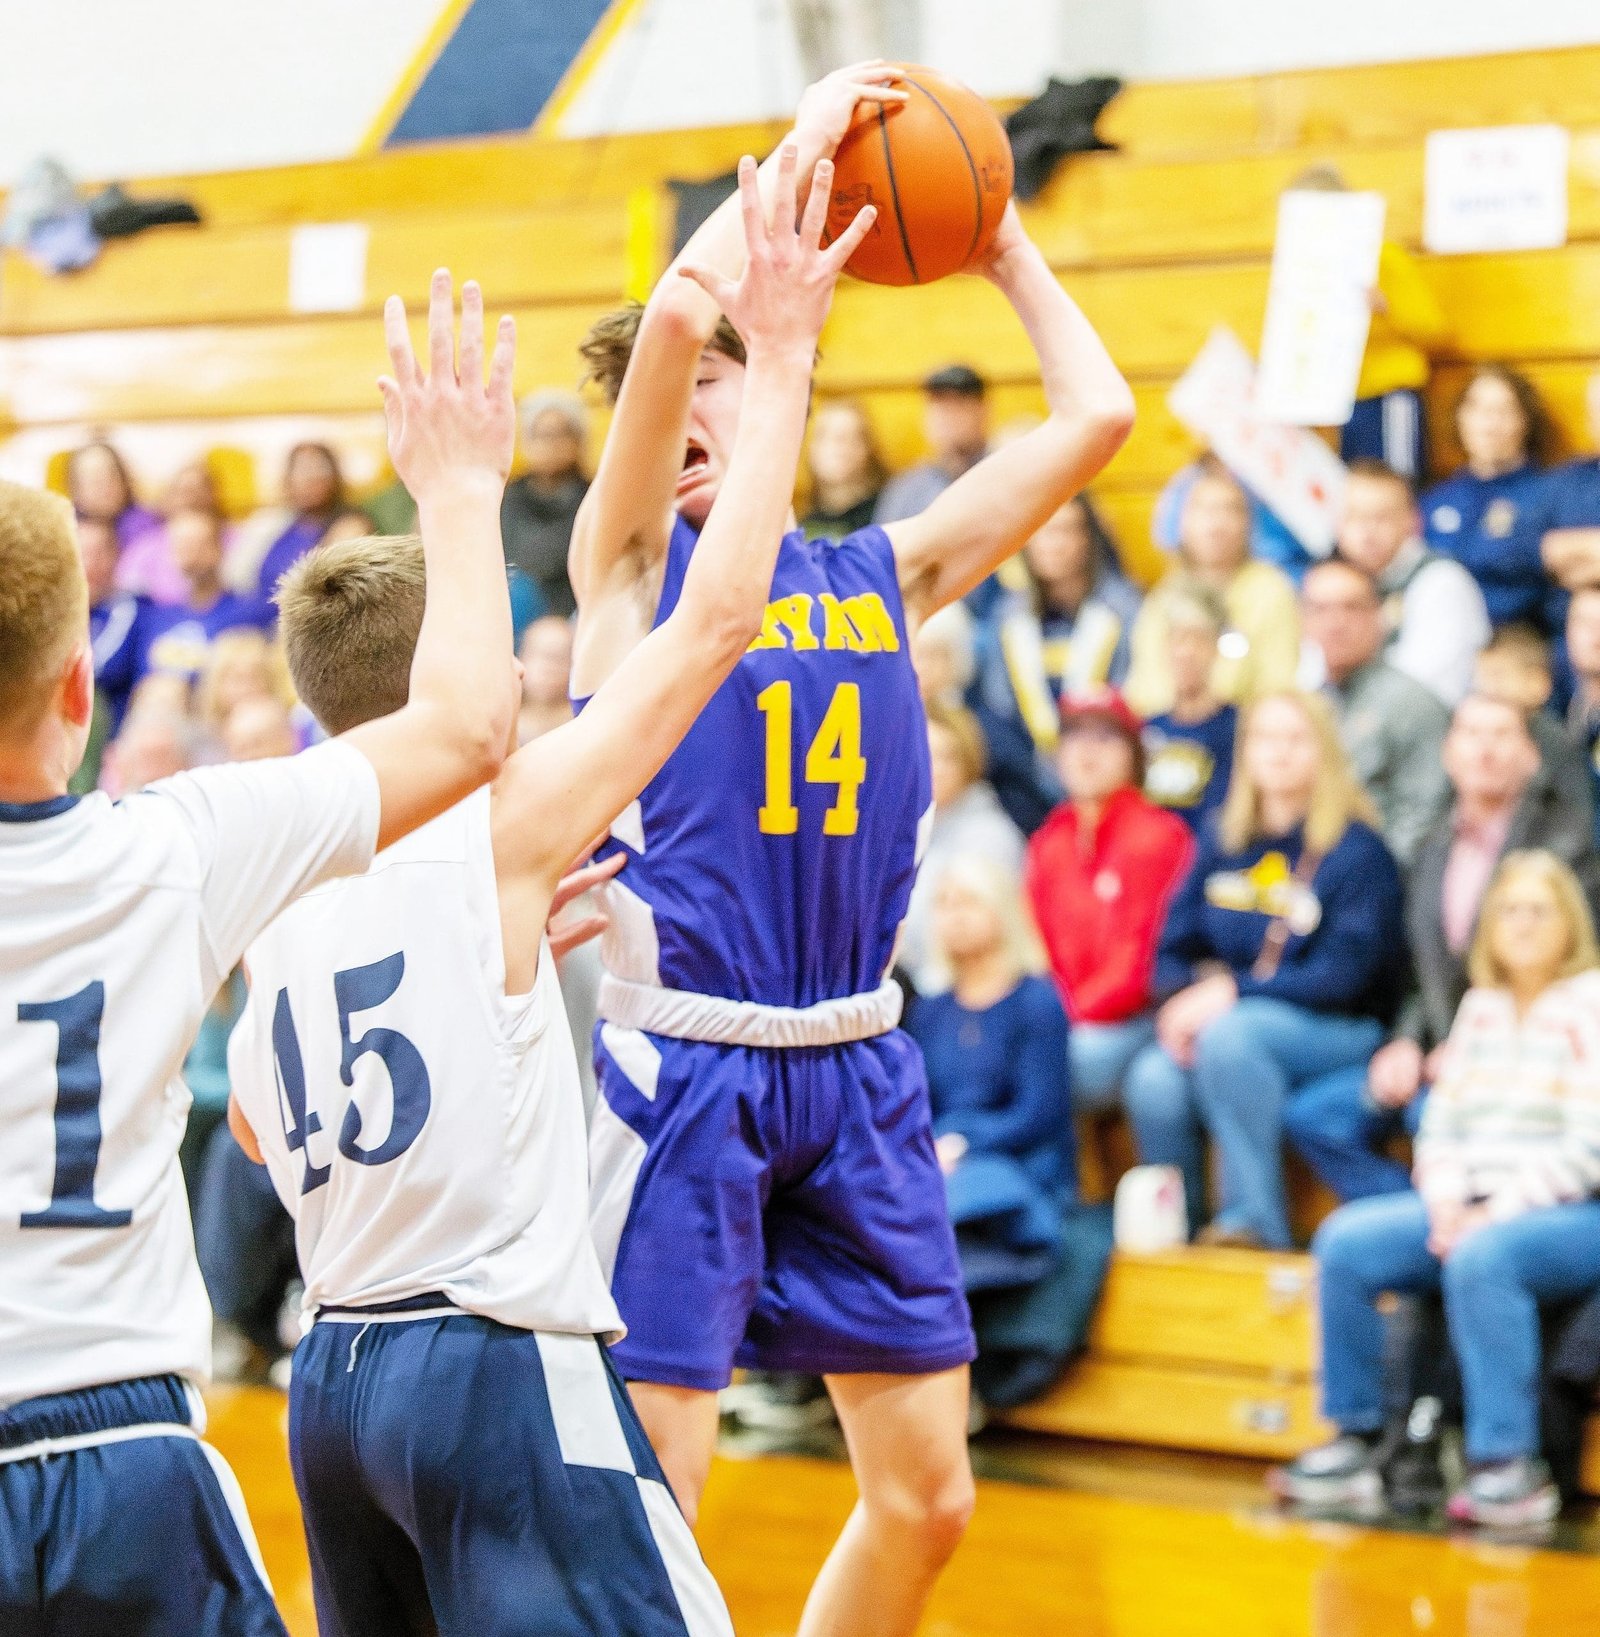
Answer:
[{"left": 14, "top": 42, "right": 1600, "bottom": 1523}]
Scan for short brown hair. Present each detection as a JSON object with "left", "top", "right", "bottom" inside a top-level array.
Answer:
[
  {"left": 276, "top": 534, "right": 425, "bottom": 734},
  {"left": 579, "top": 302, "right": 746, "bottom": 405},
  {"left": 0, "top": 480, "right": 87, "bottom": 734},
  {"left": 1344, "top": 457, "right": 1416, "bottom": 501}
]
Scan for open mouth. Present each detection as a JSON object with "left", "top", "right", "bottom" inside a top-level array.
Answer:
[{"left": 676, "top": 442, "right": 709, "bottom": 489}]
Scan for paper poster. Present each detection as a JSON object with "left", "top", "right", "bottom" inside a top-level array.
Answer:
[
  {"left": 289, "top": 222, "right": 369, "bottom": 314},
  {"left": 1255, "top": 189, "right": 1386, "bottom": 428},
  {"left": 1424, "top": 125, "right": 1570, "bottom": 254},
  {"left": 1169, "top": 327, "right": 1348, "bottom": 559}
]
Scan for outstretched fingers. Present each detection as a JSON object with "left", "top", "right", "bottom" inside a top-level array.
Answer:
[
  {"left": 383, "top": 294, "right": 419, "bottom": 389},
  {"left": 458, "top": 279, "right": 485, "bottom": 388},
  {"left": 427, "top": 267, "right": 455, "bottom": 384},
  {"left": 733, "top": 153, "right": 765, "bottom": 258},
  {"left": 676, "top": 261, "right": 739, "bottom": 312},
  {"left": 820, "top": 203, "right": 877, "bottom": 274},
  {"left": 798, "top": 157, "right": 836, "bottom": 252},
  {"left": 770, "top": 142, "right": 799, "bottom": 244},
  {"left": 486, "top": 313, "right": 517, "bottom": 402}
]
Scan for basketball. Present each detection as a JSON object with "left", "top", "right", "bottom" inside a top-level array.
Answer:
[{"left": 825, "top": 64, "right": 1014, "bottom": 287}]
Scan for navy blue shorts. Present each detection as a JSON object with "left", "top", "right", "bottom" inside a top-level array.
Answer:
[
  {"left": 289, "top": 1310, "right": 731, "bottom": 1637},
  {"left": 0, "top": 1374, "right": 284, "bottom": 1636},
  {"left": 589, "top": 1027, "right": 976, "bottom": 1390}
]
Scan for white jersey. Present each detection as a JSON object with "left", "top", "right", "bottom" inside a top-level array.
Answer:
[
  {"left": 0, "top": 742, "right": 379, "bottom": 1410},
  {"left": 229, "top": 788, "right": 622, "bottom": 1340}
]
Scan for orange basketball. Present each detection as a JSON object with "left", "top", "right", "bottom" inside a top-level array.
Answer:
[{"left": 824, "top": 64, "right": 1013, "bottom": 287}]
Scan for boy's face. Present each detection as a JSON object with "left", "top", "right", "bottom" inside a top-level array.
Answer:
[
  {"left": 1475, "top": 649, "right": 1551, "bottom": 713},
  {"left": 167, "top": 511, "right": 223, "bottom": 581},
  {"left": 678, "top": 349, "right": 747, "bottom": 531}
]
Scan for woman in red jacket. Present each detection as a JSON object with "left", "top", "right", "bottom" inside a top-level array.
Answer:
[{"left": 1025, "top": 688, "right": 1194, "bottom": 1123}]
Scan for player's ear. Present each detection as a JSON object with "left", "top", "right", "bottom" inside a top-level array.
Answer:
[{"left": 60, "top": 643, "right": 94, "bottom": 729}]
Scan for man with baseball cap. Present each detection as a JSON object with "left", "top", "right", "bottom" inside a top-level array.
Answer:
[
  {"left": 874, "top": 363, "right": 991, "bottom": 526},
  {"left": 1024, "top": 686, "right": 1194, "bottom": 1132}
]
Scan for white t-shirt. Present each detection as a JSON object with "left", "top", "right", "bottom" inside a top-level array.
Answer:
[
  {"left": 0, "top": 741, "right": 379, "bottom": 1409},
  {"left": 229, "top": 788, "right": 622, "bottom": 1341}
]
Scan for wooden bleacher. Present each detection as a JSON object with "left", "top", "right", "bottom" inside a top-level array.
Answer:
[
  {"left": 7, "top": 44, "right": 1600, "bottom": 1488},
  {"left": 4, "top": 44, "right": 1600, "bottom": 583}
]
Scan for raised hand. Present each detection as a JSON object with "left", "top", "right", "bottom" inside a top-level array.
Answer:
[
  {"left": 677, "top": 148, "right": 876, "bottom": 360},
  {"left": 793, "top": 60, "right": 907, "bottom": 158},
  {"left": 378, "top": 269, "right": 517, "bottom": 499}
]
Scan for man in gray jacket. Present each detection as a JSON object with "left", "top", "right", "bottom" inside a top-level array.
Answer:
[{"left": 1303, "top": 557, "right": 1451, "bottom": 867}]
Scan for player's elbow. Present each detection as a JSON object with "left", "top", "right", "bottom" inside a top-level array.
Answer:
[
  {"left": 682, "top": 587, "right": 764, "bottom": 669},
  {"left": 1088, "top": 383, "right": 1137, "bottom": 454}
]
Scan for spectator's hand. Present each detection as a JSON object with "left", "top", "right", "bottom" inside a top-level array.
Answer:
[
  {"left": 678, "top": 150, "right": 876, "bottom": 362},
  {"left": 1156, "top": 972, "right": 1238, "bottom": 1068},
  {"left": 792, "top": 61, "right": 907, "bottom": 161},
  {"left": 546, "top": 849, "right": 625, "bottom": 962},
  {"left": 1368, "top": 1038, "right": 1425, "bottom": 1109},
  {"left": 378, "top": 271, "right": 517, "bottom": 502},
  {"left": 1430, "top": 1200, "right": 1491, "bottom": 1259},
  {"left": 935, "top": 1132, "right": 969, "bottom": 1176}
]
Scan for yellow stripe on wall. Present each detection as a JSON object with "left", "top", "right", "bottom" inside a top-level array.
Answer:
[
  {"left": 357, "top": 0, "right": 479, "bottom": 156},
  {"left": 532, "top": 0, "right": 654, "bottom": 140}
]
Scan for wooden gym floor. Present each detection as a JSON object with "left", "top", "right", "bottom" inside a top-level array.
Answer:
[{"left": 209, "top": 1386, "right": 1600, "bottom": 1635}]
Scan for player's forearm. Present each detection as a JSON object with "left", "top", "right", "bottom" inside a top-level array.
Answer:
[
  {"left": 988, "top": 242, "right": 1134, "bottom": 451},
  {"left": 407, "top": 474, "right": 516, "bottom": 775},
  {"left": 671, "top": 345, "right": 815, "bottom": 655}
]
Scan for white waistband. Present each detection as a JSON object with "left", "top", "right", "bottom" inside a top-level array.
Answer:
[
  {"left": 598, "top": 974, "right": 903, "bottom": 1048},
  {"left": 0, "top": 1422, "right": 199, "bottom": 1467}
]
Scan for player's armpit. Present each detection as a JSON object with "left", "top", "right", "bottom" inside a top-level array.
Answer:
[{"left": 228, "top": 1094, "right": 263, "bottom": 1165}]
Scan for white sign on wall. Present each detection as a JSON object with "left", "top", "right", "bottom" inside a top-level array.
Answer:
[
  {"left": 289, "top": 222, "right": 369, "bottom": 314},
  {"left": 1256, "top": 189, "right": 1386, "bottom": 428},
  {"left": 1169, "top": 327, "right": 1349, "bottom": 558},
  {"left": 1424, "top": 125, "right": 1570, "bottom": 254}
]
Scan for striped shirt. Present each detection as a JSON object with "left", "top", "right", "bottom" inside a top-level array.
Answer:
[{"left": 1415, "top": 970, "right": 1600, "bottom": 1220}]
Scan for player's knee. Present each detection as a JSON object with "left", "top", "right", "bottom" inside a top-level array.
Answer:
[{"left": 867, "top": 1465, "right": 976, "bottom": 1561}]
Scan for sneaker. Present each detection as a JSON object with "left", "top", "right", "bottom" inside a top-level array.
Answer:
[
  {"left": 1384, "top": 1396, "right": 1448, "bottom": 1515},
  {"left": 719, "top": 1373, "right": 835, "bottom": 1433},
  {"left": 1445, "top": 1457, "right": 1561, "bottom": 1528},
  {"left": 1269, "top": 1432, "right": 1386, "bottom": 1508}
]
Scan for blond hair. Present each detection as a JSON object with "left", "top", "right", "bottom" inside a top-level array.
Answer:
[
  {"left": 925, "top": 853, "right": 1046, "bottom": 991},
  {"left": 1218, "top": 689, "right": 1379, "bottom": 856},
  {"left": 1468, "top": 850, "right": 1600, "bottom": 990},
  {"left": 196, "top": 628, "right": 295, "bottom": 732},
  {"left": 925, "top": 697, "right": 987, "bottom": 788},
  {"left": 276, "top": 533, "right": 425, "bottom": 735},
  {"left": 0, "top": 481, "right": 87, "bottom": 735}
]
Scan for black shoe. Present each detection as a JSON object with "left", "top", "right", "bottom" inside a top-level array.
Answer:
[
  {"left": 1384, "top": 1396, "right": 1448, "bottom": 1515},
  {"left": 1270, "top": 1431, "right": 1386, "bottom": 1508}
]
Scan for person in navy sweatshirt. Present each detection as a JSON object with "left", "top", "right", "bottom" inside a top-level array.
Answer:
[
  {"left": 1124, "top": 690, "right": 1407, "bottom": 1248},
  {"left": 1420, "top": 365, "right": 1554, "bottom": 633},
  {"left": 908, "top": 854, "right": 1075, "bottom": 1294}
]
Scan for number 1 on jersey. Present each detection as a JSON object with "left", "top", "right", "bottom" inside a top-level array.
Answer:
[{"left": 757, "top": 680, "right": 866, "bottom": 838}]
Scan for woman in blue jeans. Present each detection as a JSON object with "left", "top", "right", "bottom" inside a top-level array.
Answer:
[
  {"left": 1124, "top": 691, "right": 1407, "bottom": 1247},
  {"left": 1276, "top": 851, "right": 1600, "bottom": 1526}
]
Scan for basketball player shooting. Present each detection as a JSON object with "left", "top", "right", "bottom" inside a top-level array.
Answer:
[{"left": 572, "top": 62, "right": 1135, "bottom": 1637}]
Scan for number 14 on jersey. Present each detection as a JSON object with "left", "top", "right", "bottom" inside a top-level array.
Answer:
[{"left": 756, "top": 681, "right": 867, "bottom": 837}]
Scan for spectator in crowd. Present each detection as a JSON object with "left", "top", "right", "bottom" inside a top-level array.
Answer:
[
  {"left": 1277, "top": 852, "right": 1600, "bottom": 1527},
  {"left": 1152, "top": 458, "right": 1307, "bottom": 582},
  {"left": 1565, "top": 586, "right": 1600, "bottom": 842},
  {"left": 1532, "top": 369, "right": 1600, "bottom": 600},
  {"left": 1125, "top": 691, "right": 1405, "bottom": 1246},
  {"left": 160, "top": 457, "right": 231, "bottom": 537},
  {"left": 501, "top": 390, "right": 588, "bottom": 618},
  {"left": 141, "top": 508, "right": 274, "bottom": 686},
  {"left": 220, "top": 696, "right": 297, "bottom": 763},
  {"left": 1127, "top": 458, "right": 1301, "bottom": 717},
  {"left": 1026, "top": 688, "right": 1193, "bottom": 1121},
  {"left": 1286, "top": 167, "right": 1448, "bottom": 481},
  {"left": 67, "top": 439, "right": 183, "bottom": 605},
  {"left": 1301, "top": 557, "right": 1451, "bottom": 866},
  {"left": 1333, "top": 459, "right": 1490, "bottom": 708},
  {"left": 79, "top": 514, "right": 147, "bottom": 734},
  {"left": 252, "top": 441, "right": 346, "bottom": 601},
  {"left": 195, "top": 628, "right": 296, "bottom": 747},
  {"left": 1422, "top": 366, "right": 1554, "bottom": 632},
  {"left": 1140, "top": 578, "right": 1238, "bottom": 835},
  {"left": 874, "top": 364, "right": 989, "bottom": 525},
  {"left": 911, "top": 601, "right": 977, "bottom": 711},
  {"left": 1287, "top": 690, "right": 1598, "bottom": 1202},
  {"left": 517, "top": 614, "right": 576, "bottom": 745},
  {"left": 908, "top": 856, "right": 1075, "bottom": 1297},
  {"left": 902, "top": 702, "right": 1026, "bottom": 995},
  {"left": 801, "top": 399, "right": 888, "bottom": 538},
  {"left": 971, "top": 496, "right": 1141, "bottom": 832},
  {"left": 100, "top": 703, "right": 193, "bottom": 797}
]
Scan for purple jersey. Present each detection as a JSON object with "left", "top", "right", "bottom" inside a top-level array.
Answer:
[{"left": 595, "top": 518, "right": 931, "bottom": 1008}]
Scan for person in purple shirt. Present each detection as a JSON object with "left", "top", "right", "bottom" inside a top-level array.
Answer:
[
  {"left": 254, "top": 441, "right": 346, "bottom": 601},
  {"left": 78, "top": 515, "right": 152, "bottom": 731},
  {"left": 1420, "top": 366, "right": 1554, "bottom": 632},
  {"left": 67, "top": 440, "right": 185, "bottom": 606},
  {"left": 140, "top": 508, "right": 274, "bottom": 686}
]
